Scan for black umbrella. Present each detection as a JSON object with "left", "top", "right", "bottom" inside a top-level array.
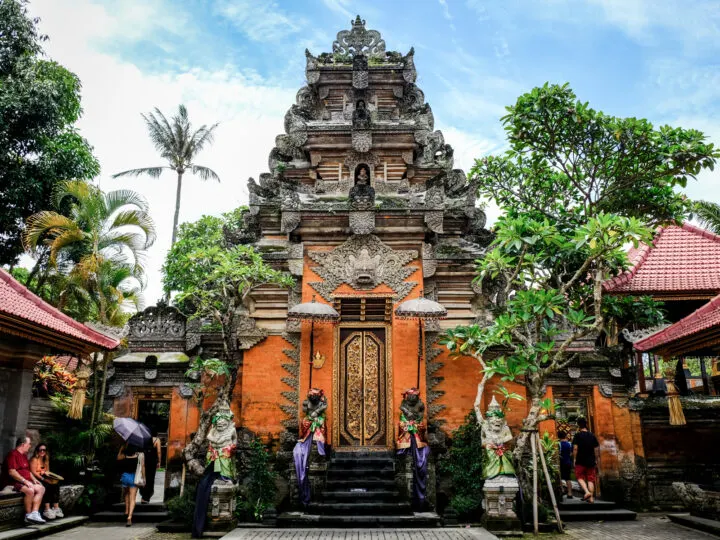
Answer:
[
  {"left": 395, "top": 291, "right": 448, "bottom": 387},
  {"left": 287, "top": 295, "right": 340, "bottom": 389},
  {"left": 113, "top": 417, "right": 151, "bottom": 448}
]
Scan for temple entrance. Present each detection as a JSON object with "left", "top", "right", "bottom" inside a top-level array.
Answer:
[{"left": 338, "top": 327, "right": 388, "bottom": 447}]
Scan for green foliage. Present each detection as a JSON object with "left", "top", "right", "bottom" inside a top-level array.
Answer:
[
  {"left": 438, "top": 412, "right": 485, "bottom": 520},
  {"left": 42, "top": 399, "right": 114, "bottom": 481},
  {"left": 163, "top": 207, "right": 251, "bottom": 297},
  {"left": 23, "top": 180, "right": 153, "bottom": 324},
  {"left": 0, "top": 0, "right": 99, "bottom": 265},
  {"left": 76, "top": 482, "right": 107, "bottom": 514},
  {"left": 470, "top": 83, "right": 718, "bottom": 228},
  {"left": 236, "top": 438, "right": 277, "bottom": 522},
  {"left": 692, "top": 200, "right": 720, "bottom": 235},
  {"left": 166, "top": 484, "right": 197, "bottom": 528}
]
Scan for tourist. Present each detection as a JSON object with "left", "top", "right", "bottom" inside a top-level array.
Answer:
[
  {"left": 572, "top": 418, "right": 600, "bottom": 503},
  {"left": 558, "top": 430, "right": 573, "bottom": 499},
  {"left": 1, "top": 437, "right": 46, "bottom": 525},
  {"left": 29, "top": 443, "right": 63, "bottom": 520},
  {"left": 139, "top": 429, "right": 162, "bottom": 504},
  {"left": 117, "top": 443, "right": 145, "bottom": 527}
]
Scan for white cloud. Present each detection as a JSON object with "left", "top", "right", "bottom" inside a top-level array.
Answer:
[
  {"left": 28, "top": 0, "right": 297, "bottom": 305},
  {"left": 213, "top": 0, "right": 305, "bottom": 42},
  {"left": 322, "top": 0, "right": 354, "bottom": 20}
]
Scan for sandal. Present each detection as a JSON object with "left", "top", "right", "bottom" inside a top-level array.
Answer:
[
  {"left": 582, "top": 493, "right": 591, "bottom": 501},
  {"left": 126, "top": 519, "right": 132, "bottom": 527}
]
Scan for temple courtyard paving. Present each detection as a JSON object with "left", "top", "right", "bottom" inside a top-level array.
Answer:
[{"left": 36, "top": 515, "right": 717, "bottom": 540}]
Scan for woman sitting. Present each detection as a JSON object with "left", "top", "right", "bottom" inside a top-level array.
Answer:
[
  {"left": 29, "top": 443, "right": 63, "bottom": 521},
  {"left": 117, "top": 444, "right": 145, "bottom": 527}
]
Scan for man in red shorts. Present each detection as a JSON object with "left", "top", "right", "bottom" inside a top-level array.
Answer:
[
  {"left": 1, "top": 437, "right": 46, "bottom": 524},
  {"left": 572, "top": 417, "right": 599, "bottom": 503}
]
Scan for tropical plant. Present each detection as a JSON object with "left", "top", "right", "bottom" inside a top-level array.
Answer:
[
  {"left": 113, "top": 104, "right": 220, "bottom": 246},
  {"left": 438, "top": 411, "right": 485, "bottom": 520},
  {"left": 174, "top": 244, "right": 294, "bottom": 475},
  {"left": 0, "top": 0, "right": 100, "bottom": 266},
  {"left": 23, "top": 180, "right": 155, "bottom": 324},
  {"left": 692, "top": 200, "right": 720, "bottom": 235},
  {"left": 235, "top": 437, "right": 278, "bottom": 522},
  {"left": 442, "top": 83, "right": 718, "bottom": 496},
  {"left": 166, "top": 484, "right": 197, "bottom": 528},
  {"left": 33, "top": 356, "right": 77, "bottom": 397}
]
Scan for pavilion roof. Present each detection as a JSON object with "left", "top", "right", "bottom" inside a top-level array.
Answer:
[
  {"left": 634, "top": 294, "right": 720, "bottom": 356},
  {"left": 603, "top": 223, "right": 720, "bottom": 299},
  {"left": 0, "top": 268, "right": 119, "bottom": 353}
]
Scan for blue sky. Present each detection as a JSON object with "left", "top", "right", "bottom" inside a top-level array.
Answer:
[{"left": 27, "top": 0, "right": 720, "bottom": 303}]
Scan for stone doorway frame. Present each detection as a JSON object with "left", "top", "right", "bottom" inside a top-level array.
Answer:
[{"left": 332, "top": 321, "right": 394, "bottom": 450}]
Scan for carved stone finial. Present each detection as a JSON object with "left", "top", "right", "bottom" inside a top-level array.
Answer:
[{"left": 332, "top": 15, "right": 386, "bottom": 58}]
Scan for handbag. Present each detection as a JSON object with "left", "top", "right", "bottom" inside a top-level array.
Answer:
[{"left": 134, "top": 452, "right": 146, "bottom": 487}]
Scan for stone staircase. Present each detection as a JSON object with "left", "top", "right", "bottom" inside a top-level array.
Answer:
[
  {"left": 278, "top": 450, "right": 440, "bottom": 527},
  {"left": 558, "top": 497, "right": 637, "bottom": 521},
  {"left": 93, "top": 502, "right": 169, "bottom": 523}
]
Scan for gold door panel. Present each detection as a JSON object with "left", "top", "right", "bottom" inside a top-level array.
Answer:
[{"left": 338, "top": 329, "right": 387, "bottom": 446}]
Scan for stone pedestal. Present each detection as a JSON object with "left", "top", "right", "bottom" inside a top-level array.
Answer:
[
  {"left": 482, "top": 475, "right": 522, "bottom": 536},
  {"left": 206, "top": 480, "right": 237, "bottom": 532}
]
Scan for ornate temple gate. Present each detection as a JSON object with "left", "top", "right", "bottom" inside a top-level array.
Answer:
[{"left": 334, "top": 325, "right": 393, "bottom": 448}]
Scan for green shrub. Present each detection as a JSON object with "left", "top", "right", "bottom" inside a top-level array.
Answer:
[
  {"left": 438, "top": 411, "right": 485, "bottom": 521},
  {"left": 166, "top": 484, "right": 197, "bottom": 528},
  {"left": 235, "top": 437, "right": 277, "bottom": 522}
]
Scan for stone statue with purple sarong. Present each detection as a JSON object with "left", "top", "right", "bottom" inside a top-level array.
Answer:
[
  {"left": 293, "top": 388, "right": 328, "bottom": 506},
  {"left": 396, "top": 388, "right": 429, "bottom": 510}
]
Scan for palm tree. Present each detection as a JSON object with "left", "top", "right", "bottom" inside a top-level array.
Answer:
[
  {"left": 112, "top": 104, "right": 220, "bottom": 246},
  {"left": 23, "top": 180, "right": 155, "bottom": 325},
  {"left": 693, "top": 200, "right": 720, "bottom": 235}
]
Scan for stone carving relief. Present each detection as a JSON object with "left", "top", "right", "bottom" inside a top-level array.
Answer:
[
  {"left": 332, "top": 16, "right": 386, "bottom": 57},
  {"left": 349, "top": 211, "right": 375, "bottom": 235},
  {"left": 233, "top": 309, "right": 269, "bottom": 350},
  {"left": 129, "top": 304, "right": 185, "bottom": 341},
  {"left": 308, "top": 234, "right": 417, "bottom": 301},
  {"left": 352, "top": 55, "right": 369, "bottom": 89},
  {"left": 281, "top": 211, "right": 301, "bottom": 233},
  {"left": 422, "top": 242, "right": 437, "bottom": 278},
  {"left": 352, "top": 130, "right": 372, "bottom": 152},
  {"left": 424, "top": 211, "right": 444, "bottom": 234}
]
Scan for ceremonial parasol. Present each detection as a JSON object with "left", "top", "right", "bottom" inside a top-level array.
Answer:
[
  {"left": 395, "top": 291, "right": 448, "bottom": 387},
  {"left": 113, "top": 417, "right": 151, "bottom": 448},
  {"left": 287, "top": 295, "right": 340, "bottom": 389}
]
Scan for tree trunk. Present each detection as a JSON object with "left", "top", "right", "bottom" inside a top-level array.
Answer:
[
  {"left": 25, "top": 249, "right": 48, "bottom": 291},
  {"left": 171, "top": 171, "right": 183, "bottom": 247},
  {"left": 89, "top": 352, "right": 99, "bottom": 428},
  {"left": 96, "top": 351, "right": 111, "bottom": 426}
]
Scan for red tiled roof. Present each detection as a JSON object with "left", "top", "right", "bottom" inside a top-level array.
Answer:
[
  {"left": 0, "top": 268, "right": 118, "bottom": 350},
  {"left": 635, "top": 294, "right": 720, "bottom": 353},
  {"left": 603, "top": 223, "right": 720, "bottom": 296}
]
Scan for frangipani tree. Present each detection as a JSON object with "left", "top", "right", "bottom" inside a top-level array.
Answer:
[{"left": 442, "top": 82, "right": 718, "bottom": 489}]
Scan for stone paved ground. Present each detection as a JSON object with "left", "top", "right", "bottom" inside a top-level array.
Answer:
[
  {"left": 40, "top": 514, "right": 719, "bottom": 540},
  {"left": 541, "top": 514, "right": 717, "bottom": 540}
]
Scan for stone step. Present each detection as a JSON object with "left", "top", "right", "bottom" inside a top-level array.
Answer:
[
  {"left": 668, "top": 513, "right": 720, "bottom": 536},
  {"left": 91, "top": 511, "right": 170, "bottom": 523},
  {"left": 307, "top": 502, "right": 412, "bottom": 515},
  {"left": 110, "top": 502, "right": 166, "bottom": 513},
  {"left": 333, "top": 450, "right": 394, "bottom": 458},
  {"left": 558, "top": 498, "right": 618, "bottom": 511},
  {"left": 327, "top": 468, "right": 395, "bottom": 479},
  {"left": 559, "top": 508, "right": 637, "bottom": 521},
  {"left": 324, "top": 479, "right": 397, "bottom": 490},
  {"left": 322, "top": 489, "right": 401, "bottom": 502},
  {"left": 277, "top": 511, "right": 441, "bottom": 528},
  {"left": 0, "top": 516, "right": 88, "bottom": 540},
  {"left": 330, "top": 457, "right": 395, "bottom": 468}
]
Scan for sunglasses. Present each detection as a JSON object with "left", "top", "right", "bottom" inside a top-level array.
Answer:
[{"left": 38, "top": 449, "right": 47, "bottom": 452}]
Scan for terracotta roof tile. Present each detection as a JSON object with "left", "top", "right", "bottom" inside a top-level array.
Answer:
[
  {"left": 603, "top": 223, "right": 720, "bottom": 295},
  {"left": 0, "top": 268, "right": 118, "bottom": 350},
  {"left": 635, "top": 294, "right": 720, "bottom": 352}
]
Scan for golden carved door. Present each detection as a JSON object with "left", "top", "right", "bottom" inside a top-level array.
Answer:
[{"left": 338, "top": 328, "right": 387, "bottom": 446}]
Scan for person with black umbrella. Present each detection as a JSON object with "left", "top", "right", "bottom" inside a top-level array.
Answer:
[{"left": 113, "top": 418, "right": 150, "bottom": 526}]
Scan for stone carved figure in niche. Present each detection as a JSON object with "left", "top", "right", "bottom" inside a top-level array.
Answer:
[
  {"left": 481, "top": 396, "right": 515, "bottom": 479},
  {"left": 352, "top": 99, "right": 371, "bottom": 129},
  {"left": 206, "top": 401, "right": 238, "bottom": 481},
  {"left": 300, "top": 388, "right": 328, "bottom": 447},
  {"left": 349, "top": 164, "right": 375, "bottom": 211},
  {"left": 397, "top": 388, "right": 427, "bottom": 449}
]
